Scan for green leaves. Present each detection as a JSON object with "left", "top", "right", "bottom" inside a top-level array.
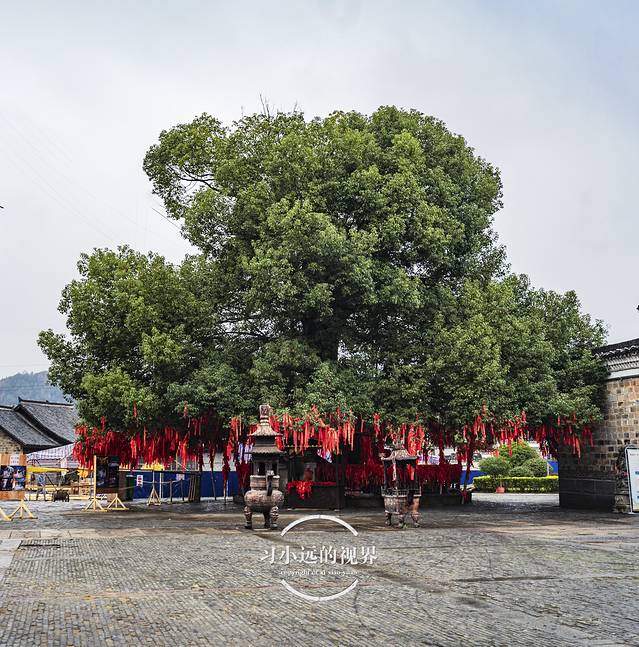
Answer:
[
  {"left": 478, "top": 456, "right": 511, "bottom": 477},
  {"left": 39, "top": 106, "right": 606, "bottom": 434},
  {"left": 38, "top": 247, "right": 218, "bottom": 427},
  {"left": 79, "top": 367, "right": 158, "bottom": 428},
  {"left": 497, "top": 441, "right": 538, "bottom": 467}
]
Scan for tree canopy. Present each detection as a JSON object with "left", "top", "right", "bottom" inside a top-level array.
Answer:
[{"left": 39, "top": 106, "right": 607, "bottom": 443}]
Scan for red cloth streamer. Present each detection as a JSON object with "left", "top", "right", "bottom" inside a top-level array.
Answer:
[
  {"left": 74, "top": 405, "right": 593, "bottom": 476},
  {"left": 286, "top": 480, "right": 336, "bottom": 499}
]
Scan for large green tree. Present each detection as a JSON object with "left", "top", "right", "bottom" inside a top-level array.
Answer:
[{"left": 39, "top": 107, "right": 607, "bottom": 434}]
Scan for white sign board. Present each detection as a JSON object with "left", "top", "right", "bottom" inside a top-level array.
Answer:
[
  {"left": 9, "top": 454, "right": 21, "bottom": 466},
  {"left": 175, "top": 473, "right": 185, "bottom": 481},
  {"left": 626, "top": 446, "right": 639, "bottom": 513},
  {"left": 136, "top": 474, "right": 144, "bottom": 487}
]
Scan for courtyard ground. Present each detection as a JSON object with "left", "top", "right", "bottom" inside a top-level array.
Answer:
[{"left": 0, "top": 493, "right": 637, "bottom": 647}]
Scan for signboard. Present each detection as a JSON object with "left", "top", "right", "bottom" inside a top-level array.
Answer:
[
  {"left": 136, "top": 474, "right": 144, "bottom": 487},
  {"left": 0, "top": 465, "right": 15, "bottom": 491},
  {"left": 12, "top": 466, "right": 26, "bottom": 490},
  {"left": 175, "top": 473, "right": 185, "bottom": 481},
  {"left": 0, "top": 453, "right": 27, "bottom": 500},
  {"left": 95, "top": 456, "right": 120, "bottom": 493},
  {"left": 626, "top": 446, "right": 639, "bottom": 513}
]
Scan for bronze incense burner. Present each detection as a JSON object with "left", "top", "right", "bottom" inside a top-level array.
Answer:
[
  {"left": 243, "top": 404, "right": 284, "bottom": 529},
  {"left": 381, "top": 442, "right": 421, "bottom": 528}
]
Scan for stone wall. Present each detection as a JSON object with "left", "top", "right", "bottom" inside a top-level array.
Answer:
[
  {"left": 559, "top": 375, "right": 639, "bottom": 510},
  {"left": 0, "top": 430, "right": 21, "bottom": 454}
]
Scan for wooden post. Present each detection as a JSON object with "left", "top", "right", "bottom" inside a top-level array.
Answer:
[
  {"left": 82, "top": 455, "right": 105, "bottom": 512},
  {"left": 146, "top": 470, "right": 161, "bottom": 506},
  {"left": 105, "top": 494, "right": 128, "bottom": 511},
  {"left": 9, "top": 500, "right": 36, "bottom": 520}
]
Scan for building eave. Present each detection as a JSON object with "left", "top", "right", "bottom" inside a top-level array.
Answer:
[{"left": 595, "top": 337, "right": 639, "bottom": 381}]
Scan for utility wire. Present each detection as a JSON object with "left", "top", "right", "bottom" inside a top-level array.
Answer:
[
  {"left": 151, "top": 207, "right": 181, "bottom": 231},
  {"left": 0, "top": 363, "right": 50, "bottom": 368},
  {"left": 0, "top": 109, "right": 181, "bottom": 240},
  {"left": 0, "top": 131, "right": 120, "bottom": 244}
]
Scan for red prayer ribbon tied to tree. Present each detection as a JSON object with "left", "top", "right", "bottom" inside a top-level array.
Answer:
[
  {"left": 235, "top": 460, "right": 251, "bottom": 492},
  {"left": 315, "top": 462, "right": 462, "bottom": 491},
  {"left": 286, "top": 480, "right": 337, "bottom": 499},
  {"left": 73, "top": 413, "right": 216, "bottom": 469},
  {"left": 73, "top": 404, "right": 594, "bottom": 477}
]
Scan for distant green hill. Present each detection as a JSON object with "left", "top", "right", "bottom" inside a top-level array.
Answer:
[{"left": 0, "top": 371, "right": 69, "bottom": 406}]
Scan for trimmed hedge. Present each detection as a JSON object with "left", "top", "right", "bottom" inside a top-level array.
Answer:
[
  {"left": 522, "top": 457, "right": 550, "bottom": 477},
  {"left": 509, "top": 465, "right": 532, "bottom": 477},
  {"left": 473, "top": 475, "right": 558, "bottom": 493}
]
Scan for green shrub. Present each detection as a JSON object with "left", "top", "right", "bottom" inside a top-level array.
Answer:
[
  {"left": 472, "top": 475, "right": 559, "bottom": 493},
  {"left": 522, "top": 457, "right": 549, "bottom": 477},
  {"left": 478, "top": 456, "right": 510, "bottom": 477},
  {"left": 509, "top": 465, "right": 533, "bottom": 477},
  {"left": 497, "top": 440, "right": 538, "bottom": 467}
]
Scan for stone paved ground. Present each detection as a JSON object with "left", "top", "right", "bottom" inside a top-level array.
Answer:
[{"left": 0, "top": 493, "right": 638, "bottom": 646}]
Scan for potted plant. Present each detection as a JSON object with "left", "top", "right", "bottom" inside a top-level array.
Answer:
[{"left": 478, "top": 456, "right": 510, "bottom": 493}]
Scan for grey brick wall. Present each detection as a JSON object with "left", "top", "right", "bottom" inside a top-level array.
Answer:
[
  {"left": 558, "top": 376, "right": 639, "bottom": 510},
  {"left": 0, "top": 430, "right": 21, "bottom": 454}
]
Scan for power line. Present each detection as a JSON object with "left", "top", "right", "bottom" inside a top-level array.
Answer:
[
  {"left": 151, "top": 207, "right": 181, "bottom": 231},
  {"left": 0, "top": 363, "right": 49, "bottom": 368},
  {"left": 0, "top": 386, "right": 60, "bottom": 392},
  {"left": 0, "top": 110, "right": 182, "bottom": 241},
  {"left": 0, "top": 130, "right": 120, "bottom": 244}
]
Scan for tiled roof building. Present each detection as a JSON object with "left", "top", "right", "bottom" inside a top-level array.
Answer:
[{"left": 0, "top": 399, "right": 77, "bottom": 454}]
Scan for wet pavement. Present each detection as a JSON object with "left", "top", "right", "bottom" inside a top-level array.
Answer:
[{"left": 0, "top": 493, "right": 637, "bottom": 646}]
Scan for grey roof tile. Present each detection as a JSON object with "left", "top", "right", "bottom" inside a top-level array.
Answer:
[
  {"left": 0, "top": 407, "right": 58, "bottom": 450},
  {"left": 17, "top": 399, "right": 78, "bottom": 444},
  {"left": 595, "top": 337, "right": 639, "bottom": 358}
]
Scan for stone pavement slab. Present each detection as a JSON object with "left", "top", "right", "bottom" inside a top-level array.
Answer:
[
  {"left": 0, "top": 494, "right": 637, "bottom": 646},
  {"left": 0, "top": 538, "right": 21, "bottom": 585}
]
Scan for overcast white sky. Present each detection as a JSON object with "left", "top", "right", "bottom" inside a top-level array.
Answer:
[{"left": 1, "top": 0, "right": 637, "bottom": 379}]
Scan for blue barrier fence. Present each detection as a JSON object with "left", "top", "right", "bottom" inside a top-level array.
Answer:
[
  {"left": 126, "top": 460, "right": 558, "bottom": 498},
  {"left": 125, "top": 470, "right": 240, "bottom": 499}
]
